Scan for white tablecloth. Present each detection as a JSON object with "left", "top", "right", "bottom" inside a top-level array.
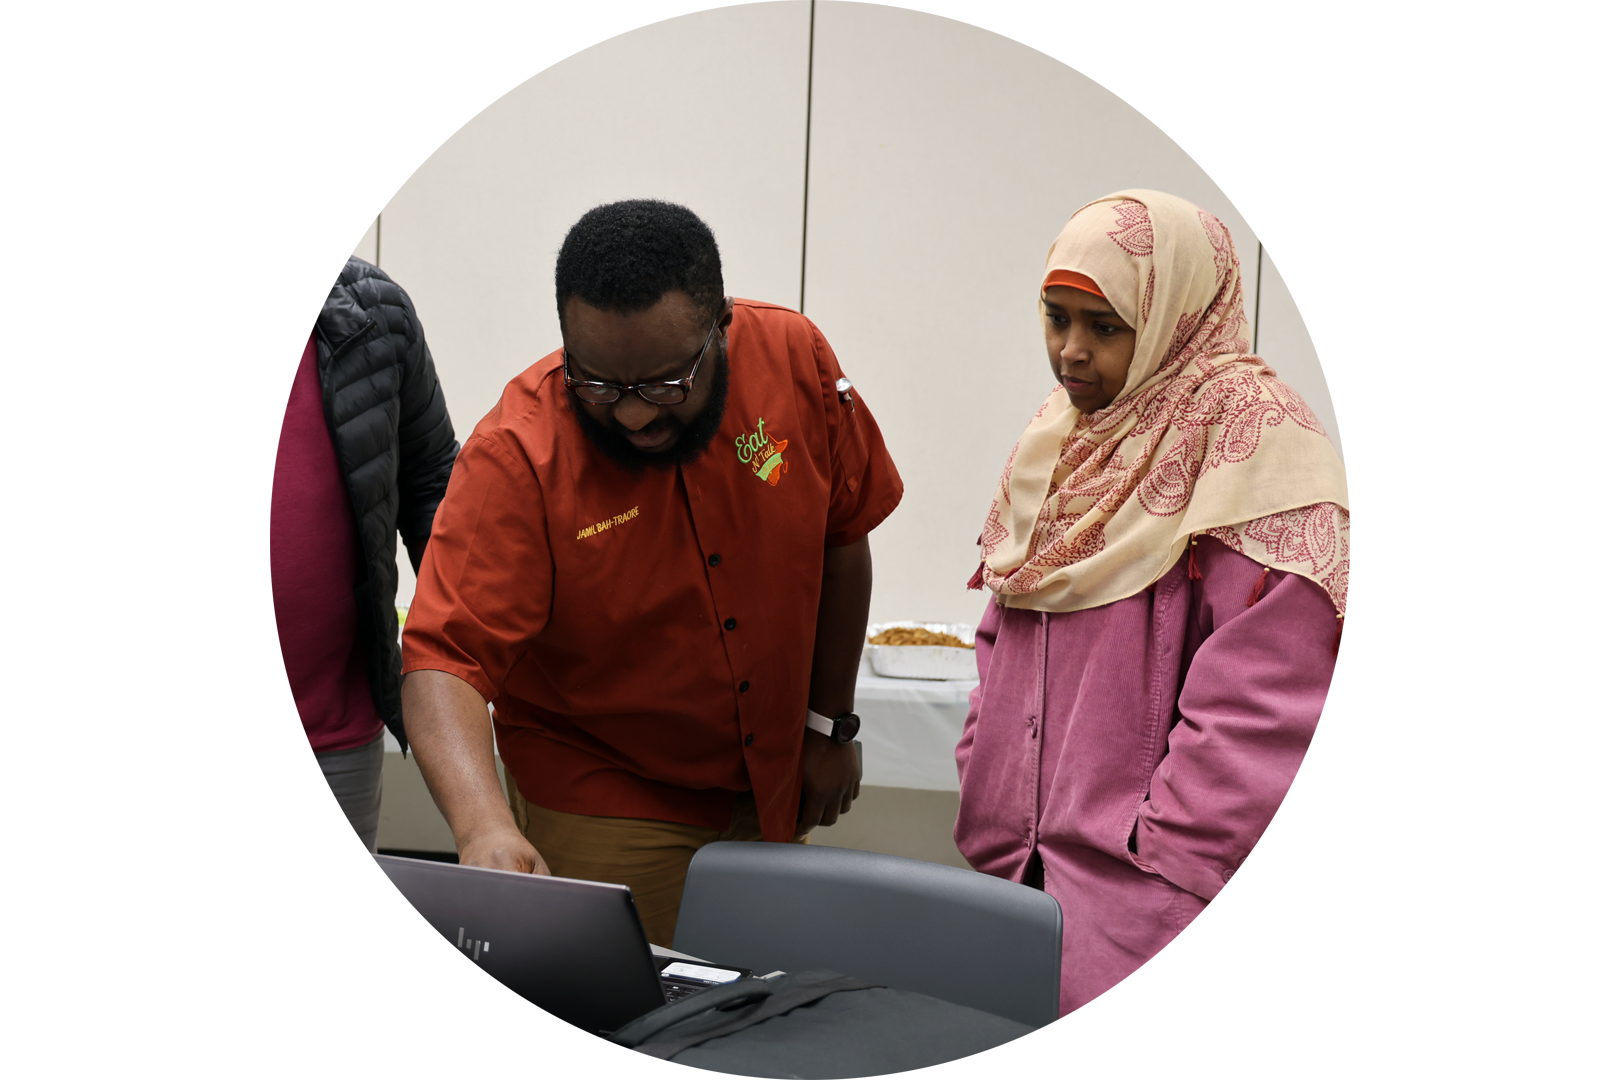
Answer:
[{"left": 852, "top": 652, "right": 977, "bottom": 792}]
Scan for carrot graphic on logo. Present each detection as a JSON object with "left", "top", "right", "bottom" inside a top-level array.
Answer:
[{"left": 735, "top": 417, "right": 789, "bottom": 487}]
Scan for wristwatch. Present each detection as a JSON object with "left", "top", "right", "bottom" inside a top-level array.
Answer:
[{"left": 806, "top": 708, "right": 861, "bottom": 744}]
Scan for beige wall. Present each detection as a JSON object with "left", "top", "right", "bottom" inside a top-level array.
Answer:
[{"left": 373, "top": 0, "right": 1341, "bottom": 629}]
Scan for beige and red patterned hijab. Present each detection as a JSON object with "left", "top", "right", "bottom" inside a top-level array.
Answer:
[{"left": 975, "top": 190, "right": 1349, "bottom": 615}]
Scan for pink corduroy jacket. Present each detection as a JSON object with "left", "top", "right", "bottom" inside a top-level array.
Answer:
[{"left": 954, "top": 537, "right": 1338, "bottom": 1014}]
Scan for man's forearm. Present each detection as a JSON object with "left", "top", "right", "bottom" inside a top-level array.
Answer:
[
  {"left": 807, "top": 537, "right": 873, "bottom": 717},
  {"left": 796, "top": 537, "right": 871, "bottom": 836},
  {"left": 401, "top": 669, "right": 515, "bottom": 848}
]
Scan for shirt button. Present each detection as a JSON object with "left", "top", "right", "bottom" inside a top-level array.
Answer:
[
  {"left": 724, "top": 617, "right": 737, "bottom": 631},
  {"left": 708, "top": 553, "right": 721, "bottom": 566},
  {"left": 739, "top": 681, "right": 750, "bottom": 693},
  {"left": 744, "top": 733, "right": 755, "bottom": 747}
]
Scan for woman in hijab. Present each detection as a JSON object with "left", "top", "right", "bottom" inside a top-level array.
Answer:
[{"left": 955, "top": 190, "right": 1348, "bottom": 1015}]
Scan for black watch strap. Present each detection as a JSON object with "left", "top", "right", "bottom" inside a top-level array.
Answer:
[{"left": 806, "top": 709, "right": 861, "bottom": 744}]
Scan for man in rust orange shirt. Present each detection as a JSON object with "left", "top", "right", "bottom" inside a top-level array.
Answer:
[{"left": 400, "top": 200, "right": 903, "bottom": 944}]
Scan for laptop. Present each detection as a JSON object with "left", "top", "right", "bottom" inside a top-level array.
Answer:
[{"left": 275, "top": 854, "right": 754, "bottom": 1036}]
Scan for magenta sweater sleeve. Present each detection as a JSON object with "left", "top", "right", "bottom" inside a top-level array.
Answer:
[{"left": 1130, "top": 538, "right": 1339, "bottom": 901}]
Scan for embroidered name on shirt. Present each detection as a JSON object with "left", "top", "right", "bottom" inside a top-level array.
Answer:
[
  {"left": 735, "top": 417, "right": 789, "bottom": 487},
  {"left": 575, "top": 505, "right": 640, "bottom": 540}
]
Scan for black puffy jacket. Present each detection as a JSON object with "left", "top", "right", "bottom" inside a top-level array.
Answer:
[{"left": 311, "top": 257, "right": 458, "bottom": 752}]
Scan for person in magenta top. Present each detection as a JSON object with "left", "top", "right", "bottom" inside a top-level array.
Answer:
[
  {"left": 271, "top": 258, "right": 458, "bottom": 851},
  {"left": 955, "top": 190, "right": 1349, "bottom": 1014}
]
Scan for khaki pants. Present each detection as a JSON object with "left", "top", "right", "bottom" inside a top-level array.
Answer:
[{"left": 505, "top": 767, "right": 804, "bottom": 947}]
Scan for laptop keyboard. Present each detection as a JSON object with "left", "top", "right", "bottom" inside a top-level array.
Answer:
[{"left": 661, "top": 980, "right": 708, "bottom": 1003}]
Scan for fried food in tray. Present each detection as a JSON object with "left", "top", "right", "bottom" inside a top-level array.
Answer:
[{"left": 867, "top": 626, "right": 972, "bottom": 649}]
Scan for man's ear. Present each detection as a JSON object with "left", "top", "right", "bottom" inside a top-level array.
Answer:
[{"left": 718, "top": 295, "right": 734, "bottom": 331}]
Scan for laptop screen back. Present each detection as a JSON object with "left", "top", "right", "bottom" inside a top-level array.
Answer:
[{"left": 272, "top": 854, "right": 664, "bottom": 1075}]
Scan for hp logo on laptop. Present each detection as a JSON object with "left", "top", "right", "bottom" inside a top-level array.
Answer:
[{"left": 455, "top": 927, "right": 491, "bottom": 964}]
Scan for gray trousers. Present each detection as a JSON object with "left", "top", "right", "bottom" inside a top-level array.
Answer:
[{"left": 273, "top": 731, "right": 387, "bottom": 854}]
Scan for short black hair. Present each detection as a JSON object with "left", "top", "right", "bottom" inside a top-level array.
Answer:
[{"left": 555, "top": 199, "right": 725, "bottom": 326}]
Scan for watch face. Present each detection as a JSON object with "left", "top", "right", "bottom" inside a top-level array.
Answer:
[{"left": 834, "top": 713, "right": 861, "bottom": 743}]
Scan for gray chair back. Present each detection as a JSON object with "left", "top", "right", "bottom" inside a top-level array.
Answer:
[{"left": 672, "top": 842, "right": 1061, "bottom": 1027}]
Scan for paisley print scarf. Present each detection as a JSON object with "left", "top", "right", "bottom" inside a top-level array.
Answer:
[{"left": 974, "top": 190, "right": 1349, "bottom": 616}]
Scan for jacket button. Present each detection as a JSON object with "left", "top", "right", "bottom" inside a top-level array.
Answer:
[
  {"left": 724, "top": 617, "right": 737, "bottom": 631},
  {"left": 708, "top": 553, "right": 721, "bottom": 566},
  {"left": 744, "top": 733, "right": 755, "bottom": 747},
  {"left": 739, "top": 681, "right": 750, "bottom": 693}
]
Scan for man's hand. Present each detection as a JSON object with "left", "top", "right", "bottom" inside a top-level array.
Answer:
[
  {"left": 458, "top": 820, "right": 552, "bottom": 875},
  {"left": 796, "top": 728, "right": 861, "bottom": 839}
]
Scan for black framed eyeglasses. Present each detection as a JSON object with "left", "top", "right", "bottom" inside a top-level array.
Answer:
[{"left": 562, "top": 305, "right": 723, "bottom": 406}]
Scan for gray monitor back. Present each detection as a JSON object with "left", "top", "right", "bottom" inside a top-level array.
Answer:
[{"left": 673, "top": 843, "right": 1062, "bottom": 1027}]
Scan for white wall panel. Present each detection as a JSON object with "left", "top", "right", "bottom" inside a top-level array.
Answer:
[
  {"left": 1257, "top": 241, "right": 1347, "bottom": 466},
  {"left": 803, "top": 2, "right": 1317, "bottom": 625},
  {"left": 352, "top": 216, "right": 378, "bottom": 264}
]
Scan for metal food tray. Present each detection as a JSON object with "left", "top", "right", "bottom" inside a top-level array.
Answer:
[{"left": 864, "top": 621, "right": 977, "bottom": 681}]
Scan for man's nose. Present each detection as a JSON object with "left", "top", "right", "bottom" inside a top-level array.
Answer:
[{"left": 613, "top": 394, "right": 659, "bottom": 431}]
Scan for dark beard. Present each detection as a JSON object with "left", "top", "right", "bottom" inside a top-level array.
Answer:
[{"left": 566, "top": 342, "right": 730, "bottom": 473}]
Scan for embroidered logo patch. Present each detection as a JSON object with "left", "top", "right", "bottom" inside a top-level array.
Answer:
[
  {"left": 735, "top": 417, "right": 789, "bottom": 487},
  {"left": 575, "top": 505, "right": 639, "bottom": 540}
]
